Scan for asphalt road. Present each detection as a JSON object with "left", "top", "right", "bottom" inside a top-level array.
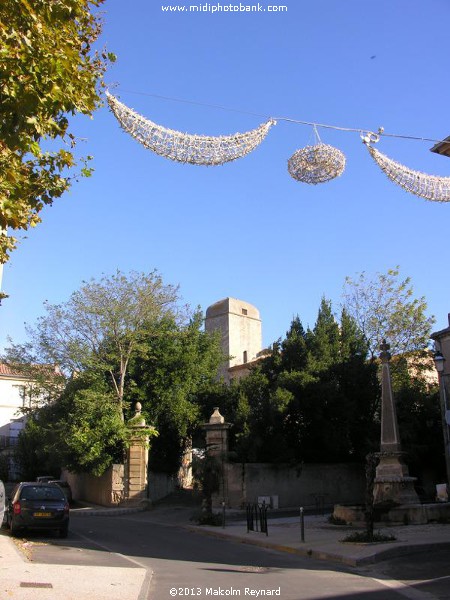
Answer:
[{"left": 16, "top": 513, "right": 450, "bottom": 600}]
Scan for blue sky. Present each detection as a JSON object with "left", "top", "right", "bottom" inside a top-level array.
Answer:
[{"left": 1, "top": 0, "right": 449, "bottom": 351}]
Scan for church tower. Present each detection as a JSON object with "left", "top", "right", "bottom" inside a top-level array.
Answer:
[{"left": 205, "top": 298, "right": 262, "bottom": 382}]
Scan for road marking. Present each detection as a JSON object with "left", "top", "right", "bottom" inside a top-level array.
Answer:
[
  {"left": 419, "top": 574, "right": 450, "bottom": 584},
  {"left": 74, "top": 530, "right": 153, "bottom": 599},
  {"left": 371, "top": 577, "right": 438, "bottom": 600},
  {"left": 74, "top": 530, "right": 148, "bottom": 569}
]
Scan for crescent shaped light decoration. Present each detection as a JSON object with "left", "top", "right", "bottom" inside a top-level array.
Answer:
[
  {"left": 287, "top": 143, "right": 346, "bottom": 184},
  {"left": 366, "top": 143, "right": 450, "bottom": 202},
  {"left": 106, "top": 91, "right": 276, "bottom": 166}
]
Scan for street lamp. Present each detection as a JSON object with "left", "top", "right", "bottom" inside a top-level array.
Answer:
[
  {"left": 434, "top": 351, "right": 445, "bottom": 373},
  {"left": 433, "top": 350, "right": 450, "bottom": 487}
]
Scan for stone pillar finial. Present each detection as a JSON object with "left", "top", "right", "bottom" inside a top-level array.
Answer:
[
  {"left": 380, "top": 339, "right": 391, "bottom": 362},
  {"left": 202, "top": 408, "right": 231, "bottom": 459},
  {"left": 209, "top": 407, "right": 225, "bottom": 424}
]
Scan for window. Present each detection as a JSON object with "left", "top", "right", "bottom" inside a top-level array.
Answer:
[
  {"left": 241, "top": 308, "right": 248, "bottom": 315},
  {"left": 243, "top": 351, "right": 248, "bottom": 364}
]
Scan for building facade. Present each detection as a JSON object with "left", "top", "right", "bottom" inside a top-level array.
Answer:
[
  {"left": 0, "top": 364, "right": 30, "bottom": 447},
  {"left": 205, "top": 298, "right": 263, "bottom": 382},
  {"left": 0, "top": 364, "right": 33, "bottom": 479}
]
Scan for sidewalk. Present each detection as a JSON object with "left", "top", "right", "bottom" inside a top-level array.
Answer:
[
  {"left": 185, "top": 510, "right": 450, "bottom": 567},
  {"left": 0, "top": 533, "right": 148, "bottom": 600},
  {"left": 1, "top": 502, "right": 449, "bottom": 599},
  {"left": 0, "top": 504, "right": 149, "bottom": 600}
]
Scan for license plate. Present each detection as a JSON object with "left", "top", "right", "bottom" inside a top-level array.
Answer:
[{"left": 33, "top": 512, "right": 51, "bottom": 517}]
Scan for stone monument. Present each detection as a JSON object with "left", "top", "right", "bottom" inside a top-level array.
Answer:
[
  {"left": 334, "top": 340, "right": 450, "bottom": 525},
  {"left": 373, "top": 340, "right": 420, "bottom": 507}
]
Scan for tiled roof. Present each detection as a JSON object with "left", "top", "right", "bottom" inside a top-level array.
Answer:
[
  {"left": 0, "top": 363, "right": 23, "bottom": 376},
  {"left": 0, "top": 363, "right": 63, "bottom": 378}
]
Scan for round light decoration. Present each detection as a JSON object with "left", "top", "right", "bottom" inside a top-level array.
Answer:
[{"left": 288, "top": 142, "right": 346, "bottom": 184}]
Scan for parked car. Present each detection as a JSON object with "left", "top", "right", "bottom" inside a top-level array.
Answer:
[
  {"left": 48, "top": 480, "right": 73, "bottom": 504},
  {"left": 0, "top": 479, "right": 5, "bottom": 526},
  {"left": 36, "top": 475, "right": 56, "bottom": 483},
  {"left": 5, "top": 482, "right": 69, "bottom": 538}
]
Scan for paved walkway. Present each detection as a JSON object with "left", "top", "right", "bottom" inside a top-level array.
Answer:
[
  {"left": 186, "top": 512, "right": 450, "bottom": 567},
  {"left": 1, "top": 502, "right": 449, "bottom": 599},
  {"left": 0, "top": 529, "right": 148, "bottom": 600}
]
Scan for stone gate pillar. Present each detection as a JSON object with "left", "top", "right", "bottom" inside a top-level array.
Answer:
[
  {"left": 203, "top": 407, "right": 231, "bottom": 458},
  {"left": 125, "top": 402, "right": 149, "bottom": 505},
  {"left": 202, "top": 407, "right": 231, "bottom": 505}
]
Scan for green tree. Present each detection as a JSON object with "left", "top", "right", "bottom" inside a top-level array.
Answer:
[
  {"left": 14, "top": 372, "right": 157, "bottom": 478},
  {"left": 343, "top": 267, "right": 435, "bottom": 359},
  {"left": 393, "top": 366, "right": 445, "bottom": 486},
  {"left": 225, "top": 300, "right": 380, "bottom": 465},
  {"left": 0, "top": 0, "right": 115, "bottom": 263},
  {"left": 4, "top": 270, "right": 183, "bottom": 420},
  {"left": 127, "top": 312, "right": 226, "bottom": 473},
  {"left": 280, "top": 316, "right": 308, "bottom": 373},
  {"left": 306, "top": 297, "right": 341, "bottom": 372},
  {"left": 6, "top": 274, "right": 225, "bottom": 476}
]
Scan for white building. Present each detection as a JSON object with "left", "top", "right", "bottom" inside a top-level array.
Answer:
[
  {"left": 0, "top": 363, "right": 30, "bottom": 446},
  {"left": 0, "top": 363, "right": 34, "bottom": 479}
]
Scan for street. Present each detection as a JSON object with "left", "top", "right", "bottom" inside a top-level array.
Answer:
[{"left": 10, "top": 512, "right": 449, "bottom": 600}]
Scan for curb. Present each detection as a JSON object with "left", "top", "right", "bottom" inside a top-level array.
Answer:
[
  {"left": 347, "top": 540, "right": 450, "bottom": 566},
  {"left": 71, "top": 506, "right": 146, "bottom": 517},
  {"left": 182, "top": 524, "right": 450, "bottom": 567}
]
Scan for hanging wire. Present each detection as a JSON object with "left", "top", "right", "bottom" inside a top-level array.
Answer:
[{"left": 113, "top": 87, "right": 448, "bottom": 145}]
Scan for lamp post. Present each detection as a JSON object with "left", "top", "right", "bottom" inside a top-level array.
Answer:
[{"left": 433, "top": 351, "right": 450, "bottom": 486}]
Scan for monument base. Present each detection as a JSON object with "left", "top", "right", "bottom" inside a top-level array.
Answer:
[
  {"left": 373, "top": 450, "right": 420, "bottom": 506},
  {"left": 373, "top": 476, "right": 420, "bottom": 507},
  {"left": 333, "top": 502, "right": 450, "bottom": 526}
]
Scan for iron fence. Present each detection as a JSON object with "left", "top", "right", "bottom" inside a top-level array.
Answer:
[{"left": 246, "top": 501, "right": 268, "bottom": 536}]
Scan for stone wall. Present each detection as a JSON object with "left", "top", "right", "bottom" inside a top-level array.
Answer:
[
  {"left": 147, "top": 471, "right": 178, "bottom": 502},
  {"left": 218, "top": 462, "right": 365, "bottom": 509},
  {"left": 63, "top": 465, "right": 125, "bottom": 507}
]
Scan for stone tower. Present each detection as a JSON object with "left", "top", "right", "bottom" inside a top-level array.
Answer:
[{"left": 205, "top": 298, "right": 262, "bottom": 382}]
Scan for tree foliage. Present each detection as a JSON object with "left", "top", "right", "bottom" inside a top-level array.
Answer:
[
  {"left": 7, "top": 271, "right": 225, "bottom": 476},
  {"left": 209, "top": 290, "right": 440, "bottom": 490},
  {"left": 221, "top": 300, "right": 380, "bottom": 465},
  {"left": 0, "top": 0, "right": 114, "bottom": 262},
  {"left": 15, "top": 373, "right": 127, "bottom": 479},
  {"left": 343, "top": 267, "right": 435, "bottom": 359},
  {"left": 4, "top": 270, "right": 183, "bottom": 419},
  {"left": 14, "top": 371, "right": 161, "bottom": 479},
  {"left": 127, "top": 312, "right": 226, "bottom": 473}
]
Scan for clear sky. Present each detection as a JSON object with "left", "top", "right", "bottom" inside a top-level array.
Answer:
[{"left": 1, "top": 0, "right": 449, "bottom": 352}]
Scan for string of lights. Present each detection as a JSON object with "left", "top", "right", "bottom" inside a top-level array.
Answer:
[
  {"left": 114, "top": 87, "right": 448, "bottom": 145},
  {"left": 106, "top": 87, "right": 450, "bottom": 203}
]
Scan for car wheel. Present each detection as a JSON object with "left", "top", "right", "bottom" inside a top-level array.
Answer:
[
  {"left": 10, "top": 522, "right": 20, "bottom": 537},
  {"left": 59, "top": 524, "right": 69, "bottom": 538}
]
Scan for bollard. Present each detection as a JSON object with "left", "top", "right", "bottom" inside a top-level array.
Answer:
[{"left": 300, "top": 506, "right": 305, "bottom": 542}]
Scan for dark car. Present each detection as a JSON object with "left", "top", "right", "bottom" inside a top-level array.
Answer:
[
  {"left": 36, "top": 475, "right": 56, "bottom": 483},
  {"left": 48, "top": 480, "right": 73, "bottom": 504},
  {"left": 5, "top": 482, "right": 69, "bottom": 538}
]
